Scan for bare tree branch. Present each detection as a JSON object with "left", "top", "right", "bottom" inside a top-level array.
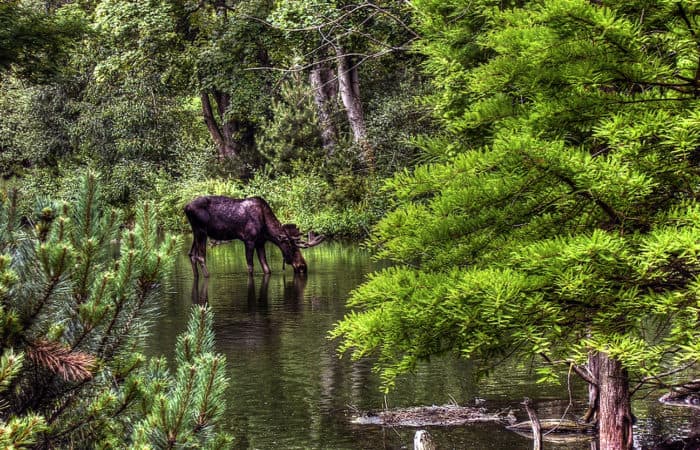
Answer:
[{"left": 631, "top": 361, "right": 699, "bottom": 395}]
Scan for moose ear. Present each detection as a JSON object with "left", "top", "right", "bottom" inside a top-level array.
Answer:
[{"left": 283, "top": 223, "right": 302, "bottom": 237}]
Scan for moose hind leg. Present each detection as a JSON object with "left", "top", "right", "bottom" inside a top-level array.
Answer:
[
  {"left": 198, "top": 255, "right": 210, "bottom": 278},
  {"left": 190, "top": 231, "right": 210, "bottom": 278},
  {"left": 189, "top": 238, "right": 200, "bottom": 278},
  {"left": 197, "top": 239, "right": 209, "bottom": 278}
]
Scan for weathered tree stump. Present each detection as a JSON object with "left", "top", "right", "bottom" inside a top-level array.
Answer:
[{"left": 414, "top": 429, "right": 436, "bottom": 450}]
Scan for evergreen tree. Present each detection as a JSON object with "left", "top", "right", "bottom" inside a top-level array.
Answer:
[
  {"left": 0, "top": 174, "right": 230, "bottom": 448},
  {"left": 257, "top": 77, "right": 325, "bottom": 175},
  {"left": 332, "top": 1, "right": 700, "bottom": 447}
]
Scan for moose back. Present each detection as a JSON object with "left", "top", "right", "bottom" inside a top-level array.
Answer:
[{"left": 184, "top": 196, "right": 324, "bottom": 277}]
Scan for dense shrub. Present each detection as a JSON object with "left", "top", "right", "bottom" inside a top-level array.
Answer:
[{"left": 153, "top": 170, "right": 389, "bottom": 239}]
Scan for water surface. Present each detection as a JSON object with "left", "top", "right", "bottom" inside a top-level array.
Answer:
[{"left": 150, "top": 241, "right": 700, "bottom": 449}]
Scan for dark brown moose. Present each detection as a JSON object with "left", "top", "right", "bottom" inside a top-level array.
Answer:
[{"left": 184, "top": 196, "right": 324, "bottom": 277}]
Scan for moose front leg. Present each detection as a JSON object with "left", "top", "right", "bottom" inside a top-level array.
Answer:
[
  {"left": 244, "top": 242, "right": 256, "bottom": 274},
  {"left": 256, "top": 243, "right": 272, "bottom": 275}
]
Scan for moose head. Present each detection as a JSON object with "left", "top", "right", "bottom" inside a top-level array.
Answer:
[{"left": 278, "top": 224, "right": 326, "bottom": 273}]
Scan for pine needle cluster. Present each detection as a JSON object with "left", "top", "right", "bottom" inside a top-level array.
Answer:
[{"left": 0, "top": 173, "right": 230, "bottom": 448}]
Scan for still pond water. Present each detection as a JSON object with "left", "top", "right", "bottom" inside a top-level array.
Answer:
[{"left": 149, "top": 241, "right": 700, "bottom": 449}]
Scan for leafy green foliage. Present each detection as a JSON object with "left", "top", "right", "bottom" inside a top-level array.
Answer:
[
  {"left": 0, "top": 0, "right": 429, "bottom": 217},
  {"left": 0, "top": 1, "right": 87, "bottom": 81},
  {"left": 244, "top": 171, "right": 389, "bottom": 237},
  {"left": 74, "top": 0, "right": 205, "bottom": 204},
  {"left": 193, "top": 0, "right": 279, "bottom": 121},
  {"left": 364, "top": 72, "right": 435, "bottom": 174},
  {"left": 0, "top": 74, "right": 82, "bottom": 181},
  {"left": 0, "top": 0, "right": 209, "bottom": 206},
  {"left": 0, "top": 173, "right": 230, "bottom": 447},
  {"left": 333, "top": 0, "right": 700, "bottom": 394},
  {"left": 92, "top": 0, "right": 190, "bottom": 88}
]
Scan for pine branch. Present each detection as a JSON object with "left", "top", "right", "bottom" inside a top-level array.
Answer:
[
  {"left": 0, "top": 414, "right": 47, "bottom": 448},
  {"left": 676, "top": 3, "right": 699, "bottom": 43},
  {"left": 69, "top": 273, "right": 112, "bottom": 351},
  {"left": 96, "top": 244, "right": 136, "bottom": 358},
  {"left": 166, "top": 365, "right": 198, "bottom": 449},
  {"left": 25, "top": 242, "right": 72, "bottom": 332},
  {"left": 522, "top": 153, "right": 623, "bottom": 226},
  {"left": 98, "top": 284, "right": 151, "bottom": 361},
  {"left": 0, "top": 349, "right": 24, "bottom": 392},
  {"left": 46, "top": 377, "right": 93, "bottom": 425},
  {"left": 193, "top": 355, "right": 226, "bottom": 434},
  {"left": 27, "top": 340, "right": 95, "bottom": 382}
]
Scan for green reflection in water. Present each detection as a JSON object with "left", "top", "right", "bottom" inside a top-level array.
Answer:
[{"left": 148, "top": 240, "right": 699, "bottom": 449}]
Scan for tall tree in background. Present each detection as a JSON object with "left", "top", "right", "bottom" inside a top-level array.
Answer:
[
  {"left": 257, "top": 75, "right": 325, "bottom": 173},
  {"left": 182, "top": 0, "right": 277, "bottom": 173},
  {"left": 270, "top": 0, "right": 419, "bottom": 171},
  {"left": 92, "top": 0, "right": 278, "bottom": 177},
  {"left": 309, "top": 55, "right": 339, "bottom": 154},
  {"left": 333, "top": 1, "right": 700, "bottom": 447}
]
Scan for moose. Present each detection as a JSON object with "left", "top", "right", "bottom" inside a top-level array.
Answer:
[{"left": 184, "top": 195, "right": 324, "bottom": 277}]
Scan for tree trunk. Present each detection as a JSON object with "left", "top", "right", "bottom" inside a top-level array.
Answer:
[
  {"left": 336, "top": 47, "right": 374, "bottom": 170},
  {"left": 309, "top": 63, "right": 338, "bottom": 155},
  {"left": 596, "top": 352, "right": 634, "bottom": 450},
  {"left": 215, "top": 91, "right": 241, "bottom": 157},
  {"left": 583, "top": 351, "right": 600, "bottom": 423},
  {"left": 200, "top": 91, "right": 241, "bottom": 159}
]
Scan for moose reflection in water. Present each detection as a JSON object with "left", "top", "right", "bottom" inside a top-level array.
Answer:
[
  {"left": 191, "top": 272, "right": 308, "bottom": 311},
  {"left": 184, "top": 196, "right": 324, "bottom": 277},
  {"left": 191, "top": 277, "right": 210, "bottom": 305}
]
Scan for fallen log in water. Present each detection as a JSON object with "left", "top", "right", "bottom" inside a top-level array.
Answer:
[
  {"left": 659, "top": 379, "right": 700, "bottom": 409},
  {"left": 350, "top": 404, "right": 516, "bottom": 427}
]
